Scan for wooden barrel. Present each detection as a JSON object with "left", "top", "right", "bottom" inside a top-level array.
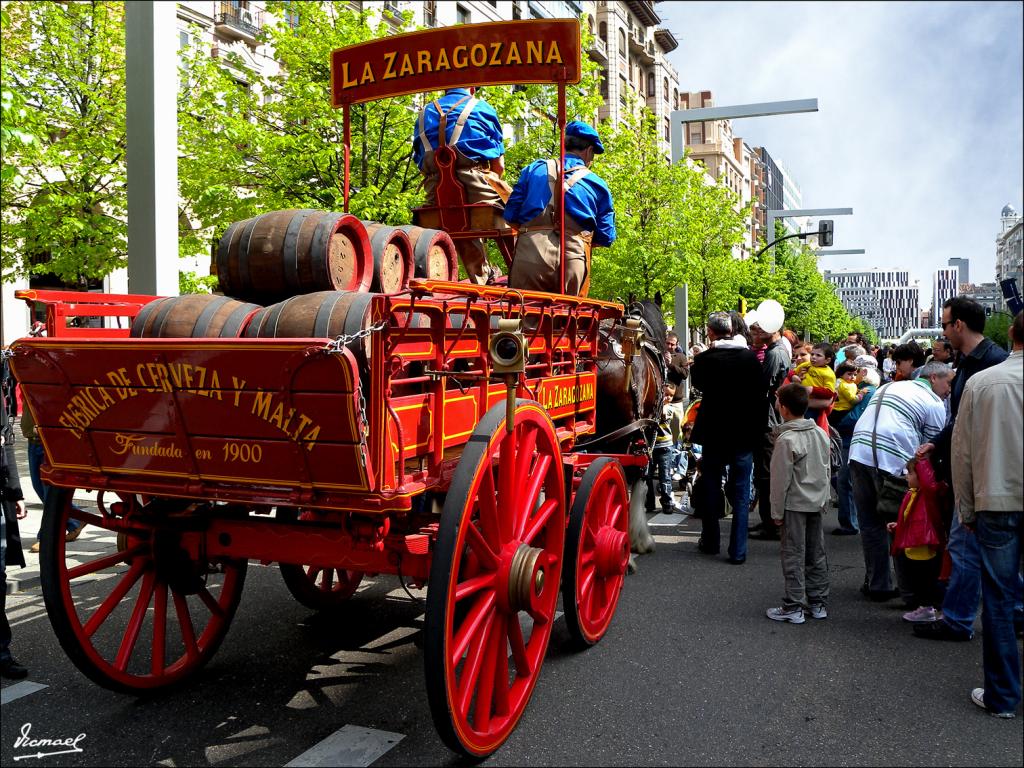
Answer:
[
  {"left": 243, "top": 290, "right": 378, "bottom": 359},
  {"left": 216, "top": 210, "right": 373, "bottom": 301},
  {"left": 397, "top": 225, "right": 458, "bottom": 282},
  {"left": 131, "top": 294, "right": 262, "bottom": 338},
  {"left": 361, "top": 221, "right": 414, "bottom": 294}
]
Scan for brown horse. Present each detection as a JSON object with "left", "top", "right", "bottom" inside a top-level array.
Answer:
[{"left": 590, "top": 294, "right": 668, "bottom": 564}]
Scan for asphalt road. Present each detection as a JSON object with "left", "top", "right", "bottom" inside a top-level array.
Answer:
[{"left": 2, "top": 501, "right": 1021, "bottom": 767}]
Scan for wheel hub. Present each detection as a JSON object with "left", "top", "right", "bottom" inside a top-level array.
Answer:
[
  {"left": 594, "top": 526, "right": 629, "bottom": 578},
  {"left": 506, "top": 543, "right": 547, "bottom": 613},
  {"left": 153, "top": 531, "right": 206, "bottom": 595}
]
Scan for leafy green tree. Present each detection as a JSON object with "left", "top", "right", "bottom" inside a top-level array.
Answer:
[{"left": 1, "top": 1, "right": 127, "bottom": 284}]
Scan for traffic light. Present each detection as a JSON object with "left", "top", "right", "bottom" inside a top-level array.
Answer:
[{"left": 818, "top": 219, "right": 834, "bottom": 247}]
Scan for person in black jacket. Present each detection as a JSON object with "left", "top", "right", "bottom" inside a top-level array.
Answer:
[
  {"left": 689, "top": 312, "right": 768, "bottom": 564},
  {"left": 1, "top": 359, "right": 29, "bottom": 680},
  {"left": 747, "top": 305, "right": 791, "bottom": 541}
]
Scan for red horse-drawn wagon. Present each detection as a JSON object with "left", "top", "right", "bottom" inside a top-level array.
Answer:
[{"left": 7, "top": 19, "right": 657, "bottom": 757}]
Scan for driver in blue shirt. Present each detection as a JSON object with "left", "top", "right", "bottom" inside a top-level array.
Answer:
[
  {"left": 413, "top": 87, "right": 510, "bottom": 284},
  {"left": 504, "top": 120, "right": 615, "bottom": 296}
]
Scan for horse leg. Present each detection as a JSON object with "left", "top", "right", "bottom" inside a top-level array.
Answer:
[{"left": 629, "top": 476, "right": 656, "bottom": 555}]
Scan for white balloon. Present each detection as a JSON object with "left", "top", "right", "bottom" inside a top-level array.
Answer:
[{"left": 754, "top": 300, "right": 785, "bottom": 333}]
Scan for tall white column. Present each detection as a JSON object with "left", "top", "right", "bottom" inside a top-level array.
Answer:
[{"left": 126, "top": 1, "right": 179, "bottom": 297}]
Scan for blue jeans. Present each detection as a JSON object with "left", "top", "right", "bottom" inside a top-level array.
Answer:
[
  {"left": 28, "top": 440, "right": 80, "bottom": 537},
  {"left": 836, "top": 437, "right": 858, "bottom": 532},
  {"left": 653, "top": 446, "right": 674, "bottom": 510},
  {"left": 699, "top": 448, "right": 753, "bottom": 561},
  {"left": 976, "top": 512, "right": 1023, "bottom": 714},
  {"left": 941, "top": 514, "right": 982, "bottom": 636}
]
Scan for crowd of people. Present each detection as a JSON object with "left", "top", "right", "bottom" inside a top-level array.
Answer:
[{"left": 660, "top": 297, "right": 1023, "bottom": 719}]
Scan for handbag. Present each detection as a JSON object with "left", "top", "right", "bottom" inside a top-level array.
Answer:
[{"left": 870, "top": 384, "right": 908, "bottom": 523}]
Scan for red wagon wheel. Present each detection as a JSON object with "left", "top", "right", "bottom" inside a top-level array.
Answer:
[
  {"left": 425, "top": 400, "right": 566, "bottom": 758},
  {"left": 40, "top": 488, "right": 247, "bottom": 692},
  {"left": 276, "top": 507, "right": 363, "bottom": 609},
  {"left": 561, "top": 458, "right": 629, "bottom": 648}
]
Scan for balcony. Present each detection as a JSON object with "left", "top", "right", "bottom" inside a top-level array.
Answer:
[
  {"left": 214, "top": 3, "right": 263, "bottom": 44},
  {"left": 588, "top": 36, "right": 608, "bottom": 62}
]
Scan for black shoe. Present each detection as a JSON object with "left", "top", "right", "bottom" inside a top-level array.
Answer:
[
  {"left": 661, "top": 505, "right": 684, "bottom": 516},
  {"left": 913, "top": 620, "right": 973, "bottom": 642},
  {"left": 696, "top": 539, "right": 719, "bottom": 555},
  {"left": 727, "top": 557, "right": 746, "bottom": 565},
  {"left": 831, "top": 527, "right": 859, "bottom": 536},
  {"left": 865, "top": 589, "right": 901, "bottom": 602},
  {"left": 748, "top": 523, "right": 766, "bottom": 533},
  {"left": 0, "top": 656, "right": 29, "bottom": 680}
]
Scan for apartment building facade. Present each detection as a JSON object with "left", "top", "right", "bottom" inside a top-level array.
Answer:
[
  {"left": 957, "top": 282, "right": 1004, "bottom": 316},
  {"left": 931, "top": 266, "right": 959, "bottom": 328},
  {"left": 996, "top": 203, "right": 1023, "bottom": 311},
  {"left": 824, "top": 268, "right": 921, "bottom": 340}
]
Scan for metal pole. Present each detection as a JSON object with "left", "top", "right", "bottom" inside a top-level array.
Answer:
[
  {"left": 557, "top": 81, "right": 566, "bottom": 294},
  {"left": 343, "top": 103, "right": 351, "bottom": 213}
]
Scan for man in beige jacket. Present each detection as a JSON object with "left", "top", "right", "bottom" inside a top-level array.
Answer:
[{"left": 952, "top": 311, "right": 1023, "bottom": 719}]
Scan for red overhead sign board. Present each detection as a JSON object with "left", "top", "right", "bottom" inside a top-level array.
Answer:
[{"left": 330, "top": 19, "right": 581, "bottom": 106}]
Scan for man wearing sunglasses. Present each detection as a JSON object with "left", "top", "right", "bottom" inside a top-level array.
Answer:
[{"left": 914, "top": 296, "right": 1009, "bottom": 642}]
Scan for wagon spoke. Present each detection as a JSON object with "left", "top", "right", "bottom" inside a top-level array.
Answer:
[
  {"left": 608, "top": 501, "right": 625, "bottom": 530},
  {"left": 455, "top": 571, "right": 496, "bottom": 602},
  {"left": 456, "top": 613, "right": 494, "bottom": 714},
  {"left": 68, "top": 543, "right": 147, "bottom": 580},
  {"left": 522, "top": 498, "right": 558, "bottom": 546},
  {"left": 151, "top": 582, "right": 168, "bottom": 675},
  {"left": 516, "top": 453, "right": 551, "bottom": 539},
  {"left": 322, "top": 568, "right": 335, "bottom": 593},
  {"left": 477, "top": 469, "right": 501, "bottom": 550},
  {"left": 507, "top": 614, "right": 530, "bottom": 678},
  {"left": 114, "top": 569, "right": 156, "bottom": 672},
  {"left": 197, "top": 583, "right": 226, "bottom": 619},
  {"left": 451, "top": 590, "right": 497, "bottom": 667},
  {"left": 579, "top": 566, "right": 596, "bottom": 603},
  {"left": 492, "top": 615, "right": 510, "bottom": 717},
  {"left": 66, "top": 508, "right": 106, "bottom": 529},
  {"left": 497, "top": 429, "right": 518, "bottom": 541},
  {"left": 513, "top": 424, "right": 539, "bottom": 495},
  {"left": 464, "top": 522, "right": 499, "bottom": 571},
  {"left": 306, "top": 566, "right": 322, "bottom": 584},
  {"left": 172, "top": 590, "right": 199, "bottom": 662},
  {"left": 82, "top": 559, "right": 146, "bottom": 638},
  {"left": 473, "top": 612, "right": 501, "bottom": 732}
]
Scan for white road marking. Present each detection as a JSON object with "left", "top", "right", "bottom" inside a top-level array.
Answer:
[
  {"left": 284, "top": 724, "right": 404, "bottom": 767},
  {"left": 648, "top": 511, "right": 688, "bottom": 526},
  {"left": 1, "top": 681, "right": 48, "bottom": 705}
]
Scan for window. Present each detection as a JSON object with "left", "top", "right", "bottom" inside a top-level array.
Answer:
[
  {"left": 599, "top": 68, "right": 609, "bottom": 98},
  {"left": 424, "top": 0, "right": 437, "bottom": 26},
  {"left": 599, "top": 21, "right": 607, "bottom": 41},
  {"left": 178, "top": 29, "right": 189, "bottom": 49},
  {"left": 383, "top": 0, "right": 399, "bottom": 15},
  {"left": 664, "top": 118, "right": 670, "bottom": 141},
  {"left": 457, "top": 4, "right": 470, "bottom": 24},
  {"left": 647, "top": 72, "right": 655, "bottom": 96},
  {"left": 512, "top": 1, "right": 522, "bottom": 19},
  {"left": 663, "top": 77, "right": 669, "bottom": 101},
  {"left": 618, "top": 29, "right": 626, "bottom": 58}
]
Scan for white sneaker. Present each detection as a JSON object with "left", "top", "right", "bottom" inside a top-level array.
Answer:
[
  {"left": 807, "top": 604, "right": 828, "bottom": 620},
  {"left": 766, "top": 606, "right": 805, "bottom": 624}
]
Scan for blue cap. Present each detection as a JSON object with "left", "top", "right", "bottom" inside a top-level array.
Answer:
[{"left": 566, "top": 120, "right": 604, "bottom": 154}]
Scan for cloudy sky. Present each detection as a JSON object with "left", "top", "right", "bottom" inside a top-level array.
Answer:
[{"left": 658, "top": 1, "right": 1023, "bottom": 310}]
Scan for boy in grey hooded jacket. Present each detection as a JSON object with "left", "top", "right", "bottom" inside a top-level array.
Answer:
[{"left": 766, "top": 383, "right": 832, "bottom": 624}]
